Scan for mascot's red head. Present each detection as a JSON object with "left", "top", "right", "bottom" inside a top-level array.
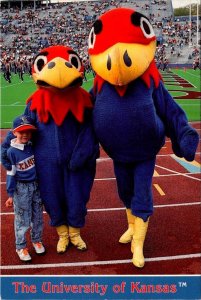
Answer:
[
  {"left": 32, "top": 45, "right": 84, "bottom": 90},
  {"left": 27, "top": 45, "right": 92, "bottom": 125},
  {"left": 88, "top": 8, "right": 161, "bottom": 95}
]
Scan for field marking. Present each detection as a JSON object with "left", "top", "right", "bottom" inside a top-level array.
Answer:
[
  {"left": 97, "top": 151, "right": 201, "bottom": 160},
  {"left": 180, "top": 103, "right": 200, "bottom": 105},
  {"left": 0, "top": 80, "right": 33, "bottom": 89},
  {"left": 0, "top": 77, "right": 93, "bottom": 90},
  {"left": 171, "top": 70, "right": 198, "bottom": 88},
  {"left": 155, "top": 164, "right": 201, "bottom": 181},
  {"left": 1, "top": 103, "right": 200, "bottom": 108},
  {"left": 171, "top": 154, "right": 201, "bottom": 173},
  {"left": 1, "top": 202, "right": 201, "bottom": 216},
  {"left": 153, "top": 184, "right": 165, "bottom": 196},
  {"left": 1, "top": 253, "right": 201, "bottom": 270},
  {"left": 185, "top": 71, "right": 200, "bottom": 79},
  {"left": 153, "top": 170, "right": 160, "bottom": 176},
  {"left": 1, "top": 104, "right": 26, "bottom": 107},
  {"left": 10, "top": 102, "right": 20, "bottom": 106},
  {"left": 1, "top": 169, "right": 201, "bottom": 185}
]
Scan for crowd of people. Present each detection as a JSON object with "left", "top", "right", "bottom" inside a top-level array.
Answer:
[{"left": 0, "top": 0, "right": 200, "bottom": 83}]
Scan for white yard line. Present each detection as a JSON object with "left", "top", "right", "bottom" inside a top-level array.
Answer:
[
  {"left": 155, "top": 164, "right": 201, "bottom": 182},
  {"left": 0, "top": 171, "right": 200, "bottom": 186},
  {"left": 1, "top": 253, "right": 201, "bottom": 270},
  {"left": 1, "top": 202, "right": 200, "bottom": 216},
  {"left": 0, "top": 80, "right": 33, "bottom": 89}
]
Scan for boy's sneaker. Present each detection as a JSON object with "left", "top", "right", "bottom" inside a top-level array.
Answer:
[
  {"left": 16, "top": 248, "right": 32, "bottom": 262},
  {"left": 33, "top": 242, "right": 45, "bottom": 255}
]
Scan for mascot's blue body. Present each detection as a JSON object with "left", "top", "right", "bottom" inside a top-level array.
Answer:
[
  {"left": 2, "top": 45, "right": 99, "bottom": 253},
  {"left": 88, "top": 8, "right": 199, "bottom": 268}
]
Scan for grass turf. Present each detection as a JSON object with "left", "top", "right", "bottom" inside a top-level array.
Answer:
[{"left": 0, "top": 69, "right": 200, "bottom": 128}]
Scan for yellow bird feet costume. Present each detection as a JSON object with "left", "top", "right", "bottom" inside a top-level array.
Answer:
[
  {"left": 69, "top": 227, "right": 87, "bottom": 251},
  {"left": 119, "top": 210, "right": 149, "bottom": 268},
  {"left": 119, "top": 209, "right": 135, "bottom": 244},
  {"left": 131, "top": 217, "right": 149, "bottom": 268},
  {"left": 56, "top": 225, "right": 69, "bottom": 253},
  {"left": 56, "top": 225, "right": 87, "bottom": 253}
]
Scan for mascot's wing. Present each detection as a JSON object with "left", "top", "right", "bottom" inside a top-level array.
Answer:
[{"left": 153, "top": 81, "right": 199, "bottom": 161}]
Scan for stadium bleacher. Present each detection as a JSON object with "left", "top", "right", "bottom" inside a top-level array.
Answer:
[{"left": 0, "top": 0, "right": 200, "bottom": 75}]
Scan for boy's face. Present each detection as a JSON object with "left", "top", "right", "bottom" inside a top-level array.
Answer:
[{"left": 14, "top": 130, "right": 32, "bottom": 144}]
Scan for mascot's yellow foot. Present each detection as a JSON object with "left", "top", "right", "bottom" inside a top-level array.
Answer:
[
  {"left": 119, "top": 209, "right": 135, "bottom": 243},
  {"left": 132, "top": 244, "right": 145, "bottom": 268},
  {"left": 119, "top": 226, "right": 134, "bottom": 243},
  {"left": 56, "top": 225, "right": 69, "bottom": 253},
  {"left": 131, "top": 217, "right": 149, "bottom": 268},
  {"left": 69, "top": 227, "right": 87, "bottom": 250}
]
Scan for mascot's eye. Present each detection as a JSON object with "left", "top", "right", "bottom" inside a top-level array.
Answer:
[
  {"left": 68, "top": 54, "right": 82, "bottom": 71},
  {"left": 88, "top": 20, "right": 102, "bottom": 49},
  {"left": 34, "top": 55, "right": 47, "bottom": 73},
  {"left": 88, "top": 27, "right": 96, "bottom": 49},
  {"left": 140, "top": 17, "right": 155, "bottom": 39}
]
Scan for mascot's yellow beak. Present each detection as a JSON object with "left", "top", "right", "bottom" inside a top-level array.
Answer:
[
  {"left": 90, "top": 41, "right": 156, "bottom": 86},
  {"left": 32, "top": 57, "right": 83, "bottom": 89}
]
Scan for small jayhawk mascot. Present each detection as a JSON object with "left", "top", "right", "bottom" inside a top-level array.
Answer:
[
  {"left": 88, "top": 8, "right": 199, "bottom": 268},
  {"left": 1, "top": 45, "right": 99, "bottom": 253}
]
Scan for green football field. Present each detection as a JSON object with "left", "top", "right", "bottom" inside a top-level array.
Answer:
[{"left": 0, "top": 68, "right": 200, "bottom": 128}]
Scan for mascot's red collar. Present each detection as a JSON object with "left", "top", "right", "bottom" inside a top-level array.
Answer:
[
  {"left": 26, "top": 87, "right": 93, "bottom": 126},
  {"left": 94, "top": 60, "right": 162, "bottom": 97}
]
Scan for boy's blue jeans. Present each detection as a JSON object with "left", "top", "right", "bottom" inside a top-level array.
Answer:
[{"left": 13, "top": 182, "right": 44, "bottom": 250}]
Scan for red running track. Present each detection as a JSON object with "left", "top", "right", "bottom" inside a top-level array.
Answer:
[{"left": 0, "top": 123, "right": 201, "bottom": 275}]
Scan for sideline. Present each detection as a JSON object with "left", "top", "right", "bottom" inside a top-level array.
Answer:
[
  {"left": 1, "top": 202, "right": 201, "bottom": 216},
  {"left": 1, "top": 253, "right": 201, "bottom": 270}
]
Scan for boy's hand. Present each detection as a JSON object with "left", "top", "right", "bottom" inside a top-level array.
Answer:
[{"left": 5, "top": 197, "right": 13, "bottom": 207}]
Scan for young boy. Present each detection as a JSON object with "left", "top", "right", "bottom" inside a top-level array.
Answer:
[{"left": 5, "top": 115, "right": 45, "bottom": 262}]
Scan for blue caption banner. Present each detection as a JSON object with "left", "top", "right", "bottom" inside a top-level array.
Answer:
[{"left": 1, "top": 276, "right": 201, "bottom": 300}]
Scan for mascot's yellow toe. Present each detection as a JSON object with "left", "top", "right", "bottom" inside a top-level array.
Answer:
[
  {"left": 69, "top": 227, "right": 87, "bottom": 250},
  {"left": 56, "top": 225, "right": 69, "bottom": 253},
  {"left": 131, "top": 217, "right": 149, "bottom": 268},
  {"left": 119, "top": 209, "right": 135, "bottom": 243}
]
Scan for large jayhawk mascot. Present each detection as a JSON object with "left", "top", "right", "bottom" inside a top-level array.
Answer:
[
  {"left": 1, "top": 45, "right": 99, "bottom": 253},
  {"left": 88, "top": 8, "right": 199, "bottom": 268}
]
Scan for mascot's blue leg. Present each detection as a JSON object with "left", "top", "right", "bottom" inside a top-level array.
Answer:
[
  {"left": 131, "top": 158, "right": 156, "bottom": 221},
  {"left": 63, "top": 163, "right": 96, "bottom": 228},
  {"left": 113, "top": 161, "right": 135, "bottom": 243},
  {"left": 36, "top": 160, "right": 96, "bottom": 252},
  {"left": 36, "top": 161, "right": 69, "bottom": 253},
  {"left": 114, "top": 158, "right": 156, "bottom": 268},
  {"left": 131, "top": 158, "right": 156, "bottom": 268},
  {"left": 64, "top": 164, "right": 96, "bottom": 251}
]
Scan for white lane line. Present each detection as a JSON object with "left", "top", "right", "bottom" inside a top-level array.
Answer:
[
  {"left": 97, "top": 151, "right": 201, "bottom": 160},
  {"left": 1, "top": 202, "right": 201, "bottom": 216},
  {"left": 1, "top": 170, "right": 200, "bottom": 186},
  {"left": 155, "top": 164, "right": 201, "bottom": 181},
  {"left": 10, "top": 102, "right": 20, "bottom": 106},
  {"left": 1, "top": 104, "right": 25, "bottom": 107},
  {"left": 1, "top": 253, "right": 201, "bottom": 270}
]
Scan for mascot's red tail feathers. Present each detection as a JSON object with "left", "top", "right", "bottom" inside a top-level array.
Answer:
[{"left": 26, "top": 87, "right": 93, "bottom": 126}]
